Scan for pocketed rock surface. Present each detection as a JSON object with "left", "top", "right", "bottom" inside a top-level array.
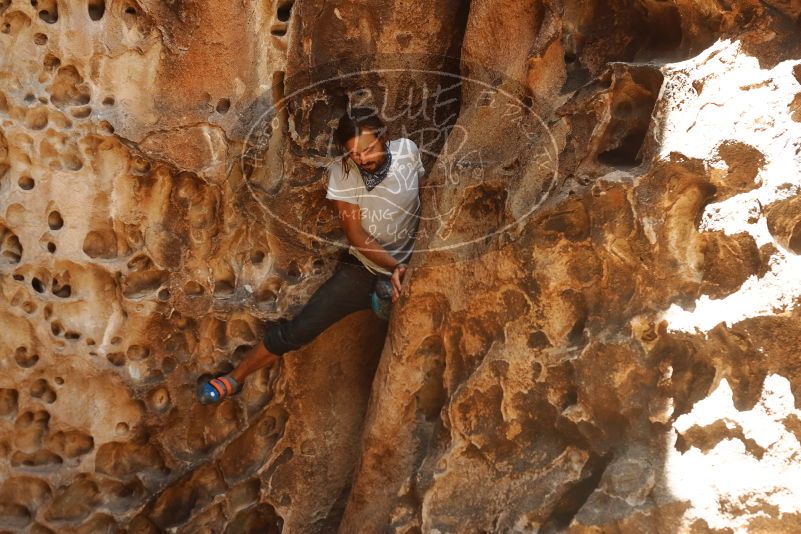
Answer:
[{"left": 1, "top": 0, "right": 801, "bottom": 533}]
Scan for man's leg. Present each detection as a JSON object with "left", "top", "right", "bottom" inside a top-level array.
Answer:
[
  {"left": 229, "top": 260, "right": 376, "bottom": 384},
  {"left": 229, "top": 342, "right": 277, "bottom": 384}
]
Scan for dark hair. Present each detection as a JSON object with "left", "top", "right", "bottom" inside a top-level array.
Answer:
[{"left": 333, "top": 107, "right": 388, "bottom": 178}]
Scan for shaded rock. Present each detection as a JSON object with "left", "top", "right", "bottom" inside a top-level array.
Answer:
[
  {"left": 94, "top": 440, "right": 168, "bottom": 480},
  {"left": 147, "top": 463, "right": 227, "bottom": 529},
  {"left": 218, "top": 408, "right": 285, "bottom": 485},
  {"left": 0, "top": 476, "right": 52, "bottom": 512},
  {"left": 177, "top": 502, "right": 226, "bottom": 534},
  {"left": 97, "top": 476, "right": 148, "bottom": 514},
  {"left": 0, "top": 503, "right": 31, "bottom": 530},
  {"left": 226, "top": 478, "right": 261, "bottom": 513},
  {"left": 43, "top": 475, "right": 101, "bottom": 523},
  {"left": 14, "top": 409, "right": 50, "bottom": 453},
  {"left": 224, "top": 504, "right": 282, "bottom": 534},
  {"left": 45, "top": 429, "right": 94, "bottom": 459},
  {"left": 766, "top": 192, "right": 801, "bottom": 254},
  {"left": 67, "top": 513, "right": 118, "bottom": 534},
  {"left": 10, "top": 449, "right": 63, "bottom": 470},
  {"left": 1, "top": 0, "right": 801, "bottom": 532},
  {"left": 0, "top": 389, "right": 18, "bottom": 419}
]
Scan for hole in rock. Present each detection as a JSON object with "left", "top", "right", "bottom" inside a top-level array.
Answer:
[
  {"left": 213, "top": 280, "right": 235, "bottom": 298},
  {"left": 107, "top": 352, "right": 124, "bottom": 366},
  {"left": 46, "top": 242, "right": 56, "bottom": 253},
  {"left": 184, "top": 280, "right": 204, "bottom": 297},
  {"left": 82, "top": 228, "right": 117, "bottom": 259},
  {"left": 527, "top": 330, "right": 552, "bottom": 349},
  {"left": 147, "top": 387, "right": 170, "bottom": 412},
  {"left": 87, "top": 0, "right": 104, "bottom": 20},
  {"left": 37, "top": 0, "right": 58, "bottom": 23},
  {"left": 126, "top": 344, "right": 150, "bottom": 361},
  {"left": 276, "top": 0, "right": 293, "bottom": 22},
  {"left": 250, "top": 250, "right": 265, "bottom": 264},
  {"left": 62, "top": 152, "right": 83, "bottom": 171},
  {"left": 50, "top": 321, "right": 63, "bottom": 336},
  {"left": 596, "top": 67, "right": 664, "bottom": 167},
  {"left": 599, "top": 132, "right": 649, "bottom": 166},
  {"left": 13, "top": 274, "right": 24, "bottom": 281},
  {"left": 15, "top": 347, "right": 39, "bottom": 368},
  {"left": 11, "top": 449, "right": 63, "bottom": 469},
  {"left": 31, "top": 277, "right": 45, "bottom": 293},
  {"left": 131, "top": 156, "right": 150, "bottom": 175},
  {"left": 1, "top": 226, "right": 22, "bottom": 264},
  {"left": 31, "top": 379, "right": 56, "bottom": 403},
  {"left": 52, "top": 282, "right": 71, "bottom": 298},
  {"left": 49, "top": 65, "right": 91, "bottom": 108},
  {"left": 256, "top": 277, "right": 281, "bottom": 306},
  {"left": 538, "top": 453, "right": 610, "bottom": 532},
  {"left": 70, "top": 106, "right": 91, "bottom": 119},
  {"left": 162, "top": 356, "right": 176, "bottom": 373},
  {"left": 215, "top": 98, "right": 230, "bottom": 114},
  {"left": 18, "top": 176, "right": 35, "bottom": 190},
  {"left": 286, "top": 260, "right": 301, "bottom": 281},
  {"left": 157, "top": 288, "right": 170, "bottom": 301},
  {"left": 48, "top": 211, "right": 63, "bottom": 230},
  {"left": 123, "top": 270, "right": 168, "bottom": 298},
  {"left": 127, "top": 254, "right": 152, "bottom": 271},
  {"left": 43, "top": 54, "right": 60, "bottom": 71},
  {"left": 26, "top": 107, "right": 48, "bottom": 130},
  {"left": 33, "top": 32, "right": 47, "bottom": 45},
  {"left": 54, "top": 377, "right": 63, "bottom": 385},
  {"left": 102, "top": 96, "right": 114, "bottom": 106},
  {"left": 638, "top": 2, "right": 683, "bottom": 58}
]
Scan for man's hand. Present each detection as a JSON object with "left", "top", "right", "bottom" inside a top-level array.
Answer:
[{"left": 391, "top": 263, "right": 407, "bottom": 303}]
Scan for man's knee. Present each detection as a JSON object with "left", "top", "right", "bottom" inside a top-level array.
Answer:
[
  {"left": 260, "top": 263, "right": 373, "bottom": 355},
  {"left": 261, "top": 313, "right": 330, "bottom": 356}
]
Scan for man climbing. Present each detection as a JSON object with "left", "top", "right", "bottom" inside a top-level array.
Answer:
[{"left": 197, "top": 107, "right": 424, "bottom": 404}]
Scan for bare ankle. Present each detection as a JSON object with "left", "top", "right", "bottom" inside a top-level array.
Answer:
[{"left": 230, "top": 368, "right": 247, "bottom": 384}]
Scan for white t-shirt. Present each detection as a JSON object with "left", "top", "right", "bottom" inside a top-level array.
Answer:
[{"left": 326, "top": 137, "right": 423, "bottom": 275}]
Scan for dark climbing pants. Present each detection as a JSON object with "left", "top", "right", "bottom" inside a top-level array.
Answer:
[{"left": 262, "top": 251, "right": 380, "bottom": 356}]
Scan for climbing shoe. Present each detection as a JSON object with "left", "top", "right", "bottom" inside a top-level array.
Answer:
[
  {"left": 197, "top": 374, "right": 242, "bottom": 405},
  {"left": 371, "top": 276, "right": 394, "bottom": 320}
]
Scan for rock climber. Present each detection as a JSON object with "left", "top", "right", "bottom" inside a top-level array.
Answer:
[{"left": 197, "top": 107, "right": 424, "bottom": 404}]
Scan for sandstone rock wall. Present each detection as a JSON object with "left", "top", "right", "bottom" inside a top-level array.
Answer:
[
  {"left": 1, "top": 0, "right": 801, "bottom": 532},
  {"left": 342, "top": 1, "right": 801, "bottom": 532}
]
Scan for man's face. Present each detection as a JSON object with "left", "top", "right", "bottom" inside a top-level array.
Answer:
[{"left": 344, "top": 130, "right": 386, "bottom": 172}]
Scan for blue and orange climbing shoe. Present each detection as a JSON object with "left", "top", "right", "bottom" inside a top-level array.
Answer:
[
  {"left": 371, "top": 276, "right": 394, "bottom": 321},
  {"left": 197, "top": 374, "right": 242, "bottom": 405}
]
